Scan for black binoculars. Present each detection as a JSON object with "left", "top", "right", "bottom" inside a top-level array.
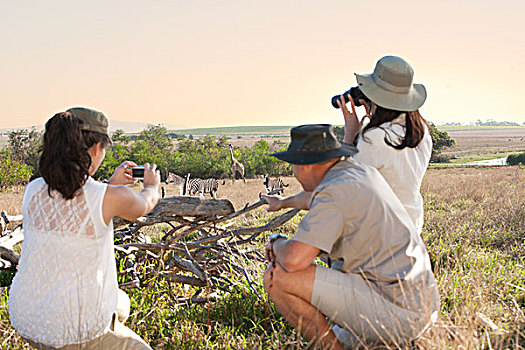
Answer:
[{"left": 331, "top": 86, "right": 370, "bottom": 109}]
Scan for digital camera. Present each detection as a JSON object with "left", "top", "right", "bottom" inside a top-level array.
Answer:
[{"left": 131, "top": 165, "right": 145, "bottom": 179}]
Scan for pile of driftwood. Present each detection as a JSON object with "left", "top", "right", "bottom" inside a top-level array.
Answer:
[{"left": 1, "top": 193, "right": 299, "bottom": 303}]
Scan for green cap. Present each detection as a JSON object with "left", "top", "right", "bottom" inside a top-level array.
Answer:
[{"left": 66, "top": 107, "right": 109, "bottom": 136}]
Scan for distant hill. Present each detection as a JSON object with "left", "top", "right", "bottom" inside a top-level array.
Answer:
[
  {"left": 109, "top": 120, "right": 184, "bottom": 133},
  {"left": 0, "top": 120, "right": 185, "bottom": 134},
  {"left": 169, "top": 125, "right": 295, "bottom": 136}
]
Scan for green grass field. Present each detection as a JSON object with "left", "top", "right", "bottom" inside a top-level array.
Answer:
[{"left": 1, "top": 166, "right": 525, "bottom": 349}]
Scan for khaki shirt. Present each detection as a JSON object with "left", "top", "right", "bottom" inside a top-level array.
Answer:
[{"left": 292, "top": 159, "right": 438, "bottom": 313}]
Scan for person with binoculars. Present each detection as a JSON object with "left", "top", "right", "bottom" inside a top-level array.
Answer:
[
  {"left": 264, "top": 56, "right": 432, "bottom": 236},
  {"left": 333, "top": 55, "right": 432, "bottom": 235},
  {"left": 9, "top": 107, "right": 159, "bottom": 349}
]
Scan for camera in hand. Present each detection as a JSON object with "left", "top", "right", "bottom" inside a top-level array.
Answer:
[
  {"left": 131, "top": 166, "right": 145, "bottom": 179},
  {"left": 331, "top": 86, "right": 370, "bottom": 109}
]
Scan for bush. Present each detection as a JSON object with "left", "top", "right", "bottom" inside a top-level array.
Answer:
[
  {"left": 0, "top": 153, "right": 33, "bottom": 188},
  {"left": 95, "top": 130, "right": 291, "bottom": 181},
  {"left": 507, "top": 152, "right": 525, "bottom": 166},
  {"left": 7, "top": 128, "right": 42, "bottom": 171},
  {"left": 429, "top": 122, "right": 455, "bottom": 156},
  {"left": 238, "top": 140, "right": 291, "bottom": 177},
  {"left": 1, "top": 125, "right": 294, "bottom": 186}
]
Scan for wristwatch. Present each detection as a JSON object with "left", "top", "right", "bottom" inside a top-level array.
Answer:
[{"left": 269, "top": 233, "right": 287, "bottom": 245}]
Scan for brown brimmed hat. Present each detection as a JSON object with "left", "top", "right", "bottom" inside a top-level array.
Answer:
[
  {"left": 66, "top": 107, "right": 109, "bottom": 136},
  {"left": 270, "top": 124, "right": 358, "bottom": 165}
]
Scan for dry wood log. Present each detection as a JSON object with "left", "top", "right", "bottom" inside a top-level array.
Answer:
[
  {"left": 113, "top": 196, "right": 235, "bottom": 228},
  {"left": 151, "top": 196, "right": 234, "bottom": 217},
  {"left": 0, "top": 246, "right": 20, "bottom": 265},
  {"left": 0, "top": 227, "right": 24, "bottom": 250}
]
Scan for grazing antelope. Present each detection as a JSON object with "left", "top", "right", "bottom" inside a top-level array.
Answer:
[
  {"left": 165, "top": 172, "right": 185, "bottom": 195},
  {"left": 229, "top": 145, "right": 246, "bottom": 183},
  {"left": 185, "top": 178, "right": 219, "bottom": 199},
  {"left": 263, "top": 175, "right": 289, "bottom": 195}
]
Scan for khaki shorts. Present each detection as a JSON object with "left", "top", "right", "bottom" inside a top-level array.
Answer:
[
  {"left": 311, "top": 266, "right": 434, "bottom": 349},
  {"left": 22, "top": 290, "right": 151, "bottom": 350}
]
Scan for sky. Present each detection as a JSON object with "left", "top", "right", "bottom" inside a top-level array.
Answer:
[{"left": 1, "top": 0, "right": 524, "bottom": 130}]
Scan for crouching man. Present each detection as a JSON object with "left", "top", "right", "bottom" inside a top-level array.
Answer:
[{"left": 263, "top": 124, "right": 439, "bottom": 349}]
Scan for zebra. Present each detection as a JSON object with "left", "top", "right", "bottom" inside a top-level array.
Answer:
[
  {"left": 165, "top": 172, "right": 185, "bottom": 195},
  {"left": 185, "top": 178, "right": 219, "bottom": 199},
  {"left": 263, "top": 175, "right": 289, "bottom": 195}
]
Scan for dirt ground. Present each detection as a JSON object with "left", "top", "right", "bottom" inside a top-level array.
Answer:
[
  {"left": 160, "top": 176, "right": 302, "bottom": 211},
  {"left": 441, "top": 129, "right": 525, "bottom": 158},
  {"left": 0, "top": 177, "right": 303, "bottom": 217}
]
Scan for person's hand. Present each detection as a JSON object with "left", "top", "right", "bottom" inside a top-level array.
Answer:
[
  {"left": 261, "top": 194, "right": 284, "bottom": 212},
  {"left": 108, "top": 161, "right": 137, "bottom": 185},
  {"left": 337, "top": 95, "right": 370, "bottom": 144},
  {"left": 143, "top": 163, "right": 160, "bottom": 189}
]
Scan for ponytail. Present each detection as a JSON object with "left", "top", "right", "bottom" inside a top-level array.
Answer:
[
  {"left": 39, "top": 112, "right": 110, "bottom": 199},
  {"left": 361, "top": 106, "right": 429, "bottom": 150}
]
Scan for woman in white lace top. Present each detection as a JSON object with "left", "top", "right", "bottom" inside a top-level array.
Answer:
[{"left": 9, "top": 107, "right": 160, "bottom": 349}]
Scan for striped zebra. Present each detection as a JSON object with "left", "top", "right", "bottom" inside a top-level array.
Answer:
[
  {"left": 165, "top": 172, "right": 185, "bottom": 195},
  {"left": 263, "top": 175, "right": 289, "bottom": 195},
  {"left": 185, "top": 177, "right": 219, "bottom": 199}
]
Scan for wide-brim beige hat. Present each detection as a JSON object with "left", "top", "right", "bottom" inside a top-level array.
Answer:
[{"left": 355, "top": 56, "right": 426, "bottom": 112}]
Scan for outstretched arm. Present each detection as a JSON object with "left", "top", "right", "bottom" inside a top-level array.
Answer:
[
  {"left": 102, "top": 163, "right": 160, "bottom": 225},
  {"left": 261, "top": 190, "right": 313, "bottom": 211}
]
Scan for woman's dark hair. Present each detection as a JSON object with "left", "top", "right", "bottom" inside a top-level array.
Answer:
[
  {"left": 361, "top": 105, "right": 429, "bottom": 150},
  {"left": 39, "top": 112, "right": 110, "bottom": 199}
]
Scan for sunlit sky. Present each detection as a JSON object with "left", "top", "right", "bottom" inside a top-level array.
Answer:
[{"left": 1, "top": 0, "right": 524, "bottom": 130}]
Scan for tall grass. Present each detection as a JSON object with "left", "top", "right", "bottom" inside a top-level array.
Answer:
[
  {"left": 1, "top": 167, "right": 524, "bottom": 349},
  {"left": 418, "top": 167, "right": 525, "bottom": 349}
]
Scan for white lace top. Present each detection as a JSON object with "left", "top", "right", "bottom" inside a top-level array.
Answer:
[
  {"left": 9, "top": 177, "right": 118, "bottom": 347},
  {"left": 353, "top": 114, "right": 432, "bottom": 235}
]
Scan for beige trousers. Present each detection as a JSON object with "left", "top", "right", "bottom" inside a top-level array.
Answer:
[{"left": 22, "top": 290, "right": 151, "bottom": 350}]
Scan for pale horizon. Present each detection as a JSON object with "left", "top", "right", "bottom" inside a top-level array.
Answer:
[{"left": 1, "top": 1, "right": 524, "bottom": 130}]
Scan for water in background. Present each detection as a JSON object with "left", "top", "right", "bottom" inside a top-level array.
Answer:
[{"left": 468, "top": 157, "right": 508, "bottom": 166}]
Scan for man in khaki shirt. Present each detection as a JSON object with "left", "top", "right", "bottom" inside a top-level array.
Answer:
[{"left": 263, "top": 124, "right": 439, "bottom": 349}]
